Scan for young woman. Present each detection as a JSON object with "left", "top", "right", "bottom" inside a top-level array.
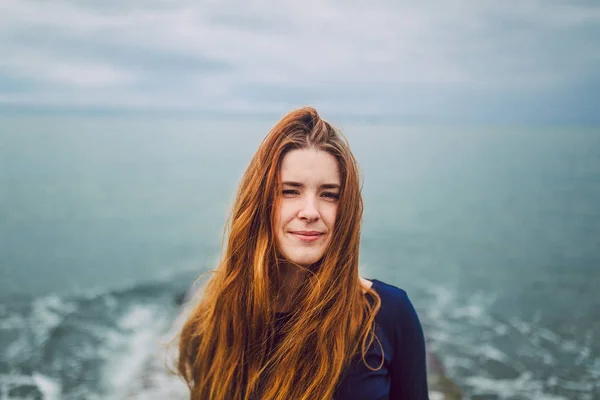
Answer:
[{"left": 177, "top": 107, "right": 429, "bottom": 399}]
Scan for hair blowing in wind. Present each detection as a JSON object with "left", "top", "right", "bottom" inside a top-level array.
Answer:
[{"left": 176, "top": 107, "right": 382, "bottom": 400}]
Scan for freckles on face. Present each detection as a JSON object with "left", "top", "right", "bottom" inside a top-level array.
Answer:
[{"left": 274, "top": 149, "right": 341, "bottom": 266}]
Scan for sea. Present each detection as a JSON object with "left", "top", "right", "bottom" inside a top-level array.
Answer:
[{"left": 0, "top": 117, "right": 599, "bottom": 399}]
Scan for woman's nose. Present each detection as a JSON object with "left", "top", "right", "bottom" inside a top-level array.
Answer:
[{"left": 298, "top": 196, "right": 319, "bottom": 221}]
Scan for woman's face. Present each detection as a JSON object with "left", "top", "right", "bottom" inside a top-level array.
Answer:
[{"left": 275, "top": 148, "right": 341, "bottom": 266}]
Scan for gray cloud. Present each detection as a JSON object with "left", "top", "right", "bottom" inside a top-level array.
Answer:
[{"left": 0, "top": 0, "right": 599, "bottom": 122}]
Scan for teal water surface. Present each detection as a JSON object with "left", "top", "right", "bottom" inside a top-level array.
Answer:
[{"left": 1, "top": 117, "right": 599, "bottom": 399}]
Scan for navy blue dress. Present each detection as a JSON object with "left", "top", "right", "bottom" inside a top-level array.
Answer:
[{"left": 274, "top": 278, "right": 429, "bottom": 400}]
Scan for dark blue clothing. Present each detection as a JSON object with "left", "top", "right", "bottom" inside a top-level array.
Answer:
[
  {"left": 333, "top": 279, "right": 429, "bottom": 399},
  {"left": 275, "top": 279, "right": 429, "bottom": 400}
]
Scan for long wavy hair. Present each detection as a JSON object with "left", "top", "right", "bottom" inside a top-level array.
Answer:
[{"left": 176, "top": 106, "right": 382, "bottom": 400}]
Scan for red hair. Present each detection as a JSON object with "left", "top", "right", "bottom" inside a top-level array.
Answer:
[{"left": 176, "top": 107, "right": 382, "bottom": 400}]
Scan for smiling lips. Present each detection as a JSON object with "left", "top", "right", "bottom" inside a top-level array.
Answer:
[{"left": 289, "top": 231, "right": 323, "bottom": 242}]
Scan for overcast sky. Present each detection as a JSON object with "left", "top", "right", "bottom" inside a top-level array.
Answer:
[{"left": 1, "top": 0, "right": 599, "bottom": 123}]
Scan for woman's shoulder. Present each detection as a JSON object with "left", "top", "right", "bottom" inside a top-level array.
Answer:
[
  {"left": 365, "top": 277, "right": 408, "bottom": 303},
  {"left": 364, "top": 278, "right": 415, "bottom": 329}
]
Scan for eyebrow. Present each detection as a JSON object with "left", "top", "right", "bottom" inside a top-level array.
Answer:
[{"left": 282, "top": 181, "right": 341, "bottom": 190}]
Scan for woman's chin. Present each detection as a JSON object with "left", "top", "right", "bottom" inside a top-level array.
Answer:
[{"left": 284, "top": 252, "right": 324, "bottom": 267}]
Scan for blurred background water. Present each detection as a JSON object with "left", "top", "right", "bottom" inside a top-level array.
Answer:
[{"left": 0, "top": 117, "right": 598, "bottom": 399}]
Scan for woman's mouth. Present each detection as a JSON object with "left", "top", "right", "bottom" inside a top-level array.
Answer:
[{"left": 290, "top": 231, "right": 323, "bottom": 242}]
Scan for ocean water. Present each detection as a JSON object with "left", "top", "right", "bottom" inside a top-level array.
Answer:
[{"left": 0, "top": 117, "right": 599, "bottom": 399}]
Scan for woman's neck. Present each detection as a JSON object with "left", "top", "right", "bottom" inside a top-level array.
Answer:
[
  {"left": 274, "top": 264, "right": 373, "bottom": 313},
  {"left": 275, "top": 263, "right": 307, "bottom": 313}
]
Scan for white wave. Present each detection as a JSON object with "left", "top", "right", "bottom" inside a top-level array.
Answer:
[
  {"left": 120, "top": 287, "right": 204, "bottom": 400},
  {"left": 509, "top": 316, "right": 532, "bottom": 335},
  {"left": 475, "top": 343, "right": 508, "bottom": 362},
  {"left": 419, "top": 282, "right": 600, "bottom": 398},
  {"left": 3, "top": 333, "right": 30, "bottom": 362},
  {"left": 101, "top": 303, "right": 173, "bottom": 400},
  {"left": 76, "top": 260, "right": 211, "bottom": 302},
  {"left": 0, "top": 313, "right": 26, "bottom": 330},
  {"left": 464, "top": 371, "right": 570, "bottom": 400},
  {"left": 492, "top": 323, "right": 509, "bottom": 335},
  {"left": 423, "top": 284, "right": 455, "bottom": 321},
  {"left": 449, "top": 303, "right": 485, "bottom": 320},
  {"left": 30, "top": 294, "right": 77, "bottom": 347},
  {"left": 551, "top": 376, "right": 595, "bottom": 393},
  {"left": 429, "top": 390, "right": 445, "bottom": 400},
  {"left": 537, "top": 326, "right": 561, "bottom": 344},
  {"left": 32, "top": 373, "right": 62, "bottom": 400},
  {"left": 0, "top": 373, "right": 62, "bottom": 400}
]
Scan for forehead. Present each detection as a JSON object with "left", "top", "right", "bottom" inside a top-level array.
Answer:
[{"left": 280, "top": 149, "right": 340, "bottom": 184}]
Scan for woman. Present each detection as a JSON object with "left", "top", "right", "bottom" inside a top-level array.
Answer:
[{"left": 177, "top": 107, "right": 429, "bottom": 399}]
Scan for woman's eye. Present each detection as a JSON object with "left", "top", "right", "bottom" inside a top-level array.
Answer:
[
  {"left": 282, "top": 189, "right": 299, "bottom": 196},
  {"left": 322, "top": 192, "right": 340, "bottom": 199}
]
